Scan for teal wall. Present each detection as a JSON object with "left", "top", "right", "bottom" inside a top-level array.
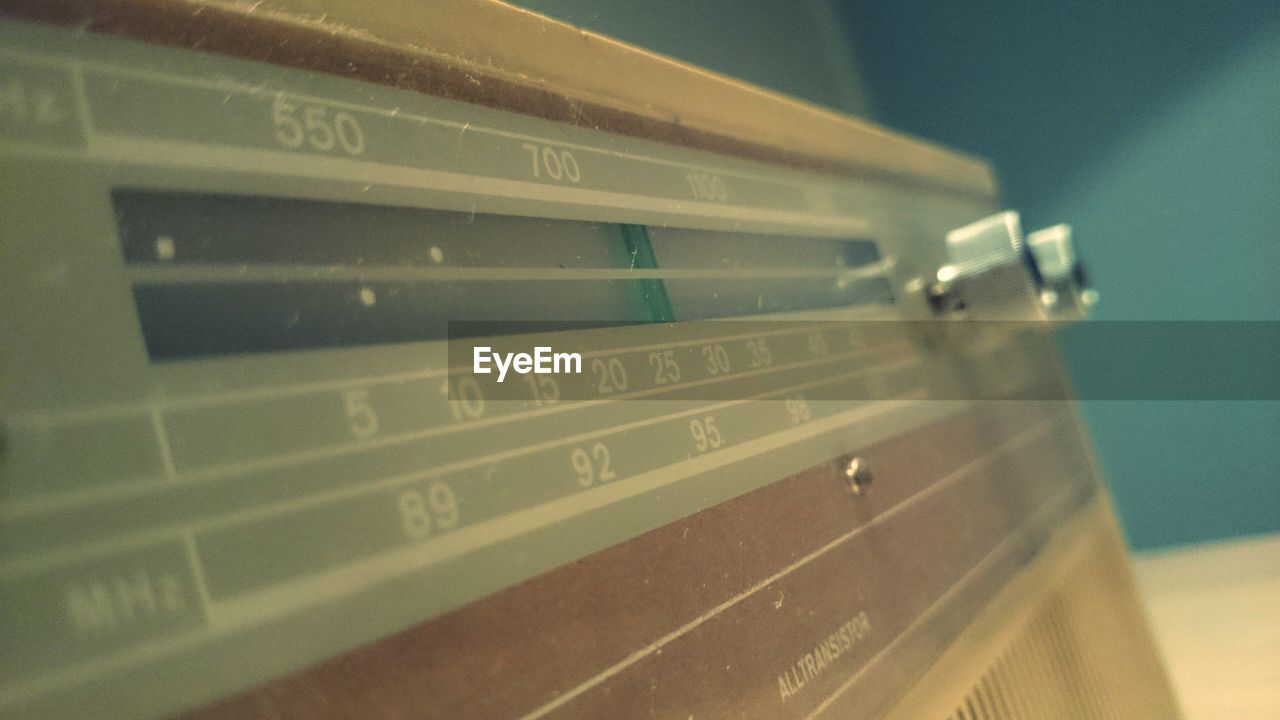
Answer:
[
  {"left": 512, "top": 1, "right": 1280, "bottom": 549},
  {"left": 840, "top": 2, "right": 1280, "bottom": 549},
  {"left": 512, "top": 0, "right": 871, "bottom": 116},
  {"left": 1044, "top": 30, "right": 1280, "bottom": 548}
]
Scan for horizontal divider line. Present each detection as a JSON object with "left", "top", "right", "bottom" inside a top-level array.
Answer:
[
  {"left": 0, "top": 340, "right": 913, "bottom": 522},
  {"left": 204, "top": 397, "right": 936, "bottom": 630},
  {"left": 802, "top": 482, "right": 1087, "bottom": 720},
  {"left": 509, "top": 416, "right": 1065, "bottom": 719},
  {"left": 2, "top": 322, "right": 849, "bottom": 428},
  {"left": 0, "top": 358, "right": 924, "bottom": 573},
  {"left": 86, "top": 134, "right": 872, "bottom": 235},
  {"left": 126, "top": 263, "right": 893, "bottom": 283},
  {"left": 0, "top": 396, "right": 961, "bottom": 711},
  {"left": 0, "top": 45, "right": 872, "bottom": 189},
  {"left": 167, "top": 347, "right": 913, "bottom": 485}
]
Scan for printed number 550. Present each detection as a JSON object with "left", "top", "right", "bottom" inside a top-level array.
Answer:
[{"left": 273, "top": 97, "right": 365, "bottom": 155}]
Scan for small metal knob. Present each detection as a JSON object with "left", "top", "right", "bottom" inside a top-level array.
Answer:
[
  {"left": 928, "top": 211, "right": 1095, "bottom": 321},
  {"left": 844, "top": 456, "right": 872, "bottom": 495},
  {"left": 1026, "top": 224, "right": 1098, "bottom": 318}
]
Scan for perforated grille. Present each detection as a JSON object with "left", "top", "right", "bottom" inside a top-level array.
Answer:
[
  {"left": 942, "top": 543, "right": 1180, "bottom": 720},
  {"left": 945, "top": 597, "right": 1115, "bottom": 719}
]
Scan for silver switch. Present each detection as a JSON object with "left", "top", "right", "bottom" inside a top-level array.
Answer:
[
  {"left": 929, "top": 211, "right": 1095, "bottom": 321},
  {"left": 1027, "top": 224, "right": 1098, "bottom": 318}
]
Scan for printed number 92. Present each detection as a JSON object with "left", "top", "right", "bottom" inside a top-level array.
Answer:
[{"left": 571, "top": 443, "right": 616, "bottom": 487}]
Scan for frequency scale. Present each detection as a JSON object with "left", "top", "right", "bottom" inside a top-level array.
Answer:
[{"left": 0, "top": 2, "right": 1180, "bottom": 719}]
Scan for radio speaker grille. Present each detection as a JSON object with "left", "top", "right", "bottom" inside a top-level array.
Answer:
[{"left": 942, "top": 525, "right": 1181, "bottom": 720}]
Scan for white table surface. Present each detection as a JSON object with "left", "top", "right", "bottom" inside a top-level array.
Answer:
[{"left": 1132, "top": 532, "right": 1280, "bottom": 720}]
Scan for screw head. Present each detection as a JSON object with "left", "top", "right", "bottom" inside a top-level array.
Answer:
[{"left": 844, "top": 457, "right": 872, "bottom": 495}]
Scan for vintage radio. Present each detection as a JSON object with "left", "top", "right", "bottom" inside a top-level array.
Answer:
[{"left": 0, "top": 2, "right": 1180, "bottom": 718}]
